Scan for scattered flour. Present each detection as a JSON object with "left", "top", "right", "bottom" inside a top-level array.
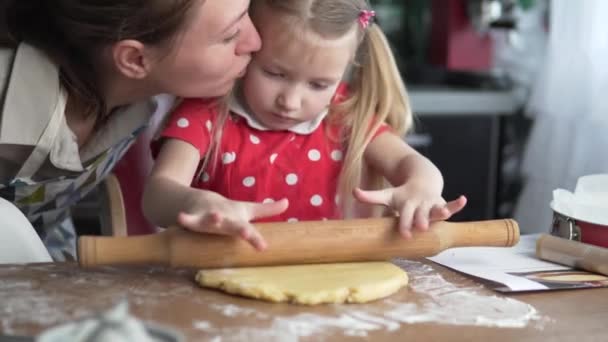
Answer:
[
  {"left": 0, "top": 266, "right": 193, "bottom": 335},
  {"left": 193, "top": 320, "right": 213, "bottom": 330},
  {"left": 0, "top": 279, "right": 92, "bottom": 335},
  {"left": 209, "top": 304, "right": 269, "bottom": 319},
  {"left": 0, "top": 260, "right": 544, "bottom": 341},
  {"left": 199, "top": 260, "right": 543, "bottom": 340}
]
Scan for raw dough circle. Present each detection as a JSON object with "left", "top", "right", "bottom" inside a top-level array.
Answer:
[{"left": 195, "top": 262, "right": 408, "bottom": 305}]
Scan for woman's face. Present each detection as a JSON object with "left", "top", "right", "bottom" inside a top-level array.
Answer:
[{"left": 149, "top": 0, "right": 261, "bottom": 98}]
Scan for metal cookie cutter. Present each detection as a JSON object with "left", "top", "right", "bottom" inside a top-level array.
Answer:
[{"left": 551, "top": 212, "right": 581, "bottom": 241}]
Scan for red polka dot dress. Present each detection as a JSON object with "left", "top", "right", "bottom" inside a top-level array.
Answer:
[{"left": 158, "top": 94, "right": 388, "bottom": 223}]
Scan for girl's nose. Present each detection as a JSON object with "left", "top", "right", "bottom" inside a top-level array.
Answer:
[{"left": 276, "top": 90, "right": 301, "bottom": 112}]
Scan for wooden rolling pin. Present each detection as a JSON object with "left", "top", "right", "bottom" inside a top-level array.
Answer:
[
  {"left": 536, "top": 234, "right": 608, "bottom": 276},
  {"left": 78, "top": 217, "right": 519, "bottom": 269}
]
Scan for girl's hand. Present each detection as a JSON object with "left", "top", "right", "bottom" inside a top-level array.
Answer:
[
  {"left": 176, "top": 193, "right": 289, "bottom": 251},
  {"left": 353, "top": 184, "right": 467, "bottom": 239}
]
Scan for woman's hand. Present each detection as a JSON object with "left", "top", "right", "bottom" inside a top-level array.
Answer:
[
  {"left": 353, "top": 182, "right": 466, "bottom": 238},
  {"left": 177, "top": 192, "right": 288, "bottom": 251}
]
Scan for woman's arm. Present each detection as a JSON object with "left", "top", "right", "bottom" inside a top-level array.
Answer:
[{"left": 355, "top": 132, "right": 467, "bottom": 237}]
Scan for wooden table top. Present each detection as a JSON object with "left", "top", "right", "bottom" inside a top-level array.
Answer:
[{"left": 1, "top": 260, "right": 606, "bottom": 341}]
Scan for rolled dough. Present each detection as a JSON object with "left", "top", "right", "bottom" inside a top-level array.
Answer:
[{"left": 195, "top": 262, "right": 408, "bottom": 305}]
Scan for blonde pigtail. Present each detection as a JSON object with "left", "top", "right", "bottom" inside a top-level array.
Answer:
[
  {"left": 195, "top": 93, "right": 231, "bottom": 181},
  {"left": 336, "top": 23, "right": 413, "bottom": 217}
]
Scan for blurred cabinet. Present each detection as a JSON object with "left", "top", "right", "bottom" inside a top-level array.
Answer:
[
  {"left": 408, "top": 115, "right": 500, "bottom": 221},
  {"left": 407, "top": 89, "right": 517, "bottom": 221}
]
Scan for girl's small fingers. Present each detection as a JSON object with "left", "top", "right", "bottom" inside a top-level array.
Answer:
[
  {"left": 428, "top": 196, "right": 467, "bottom": 221},
  {"left": 178, "top": 211, "right": 224, "bottom": 233},
  {"left": 445, "top": 195, "right": 467, "bottom": 214},
  {"left": 250, "top": 198, "right": 289, "bottom": 220},
  {"left": 353, "top": 188, "right": 392, "bottom": 206},
  {"left": 239, "top": 224, "right": 267, "bottom": 251},
  {"left": 398, "top": 203, "right": 416, "bottom": 238},
  {"left": 217, "top": 219, "right": 251, "bottom": 239},
  {"left": 203, "top": 212, "right": 222, "bottom": 228},
  {"left": 177, "top": 212, "right": 206, "bottom": 232},
  {"left": 178, "top": 212, "right": 266, "bottom": 250},
  {"left": 429, "top": 205, "right": 451, "bottom": 221},
  {"left": 248, "top": 230, "right": 268, "bottom": 251},
  {"left": 182, "top": 212, "right": 223, "bottom": 234},
  {"left": 413, "top": 204, "right": 432, "bottom": 231}
]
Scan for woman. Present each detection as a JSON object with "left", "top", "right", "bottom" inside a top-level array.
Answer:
[{"left": 0, "top": 0, "right": 261, "bottom": 261}]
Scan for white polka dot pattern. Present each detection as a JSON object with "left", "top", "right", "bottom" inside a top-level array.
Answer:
[
  {"left": 243, "top": 177, "right": 256, "bottom": 187},
  {"left": 287, "top": 218, "right": 298, "bottom": 223},
  {"left": 270, "top": 153, "right": 278, "bottom": 164},
  {"left": 222, "top": 152, "right": 236, "bottom": 164},
  {"left": 331, "top": 150, "right": 343, "bottom": 161},
  {"left": 310, "top": 195, "right": 323, "bottom": 206},
  {"left": 285, "top": 173, "right": 298, "bottom": 186},
  {"left": 177, "top": 118, "right": 189, "bottom": 128},
  {"left": 250, "top": 134, "right": 260, "bottom": 144},
  {"left": 201, "top": 172, "right": 210, "bottom": 182},
  {"left": 206, "top": 120, "right": 212, "bottom": 132},
  {"left": 308, "top": 149, "right": 321, "bottom": 161}
]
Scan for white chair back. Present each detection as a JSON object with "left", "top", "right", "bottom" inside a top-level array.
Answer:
[{"left": 0, "top": 197, "right": 52, "bottom": 263}]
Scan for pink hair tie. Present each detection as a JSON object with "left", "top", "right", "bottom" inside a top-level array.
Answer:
[{"left": 358, "top": 10, "right": 375, "bottom": 29}]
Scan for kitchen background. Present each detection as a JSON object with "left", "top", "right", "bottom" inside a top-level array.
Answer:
[{"left": 367, "top": 0, "right": 547, "bottom": 223}]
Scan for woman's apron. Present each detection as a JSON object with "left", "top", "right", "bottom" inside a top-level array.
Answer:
[{"left": 0, "top": 90, "right": 144, "bottom": 261}]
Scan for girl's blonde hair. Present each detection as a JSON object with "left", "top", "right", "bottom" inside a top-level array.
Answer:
[{"left": 207, "top": 0, "right": 412, "bottom": 216}]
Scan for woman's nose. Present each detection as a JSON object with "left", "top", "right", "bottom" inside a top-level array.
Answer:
[{"left": 235, "top": 15, "right": 262, "bottom": 56}]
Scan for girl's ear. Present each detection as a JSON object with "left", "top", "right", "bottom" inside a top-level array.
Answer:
[{"left": 111, "top": 39, "right": 152, "bottom": 79}]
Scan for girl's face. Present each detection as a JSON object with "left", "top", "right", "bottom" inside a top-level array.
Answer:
[
  {"left": 148, "top": 0, "right": 261, "bottom": 98},
  {"left": 241, "top": 15, "right": 357, "bottom": 131}
]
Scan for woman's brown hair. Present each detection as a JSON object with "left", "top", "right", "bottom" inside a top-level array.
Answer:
[{"left": 3, "top": 0, "right": 198, "bottom": 119}]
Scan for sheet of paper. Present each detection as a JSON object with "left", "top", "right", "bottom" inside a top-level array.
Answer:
[{"left": 427, "top": 234, "right": 608, "bottom": 292}]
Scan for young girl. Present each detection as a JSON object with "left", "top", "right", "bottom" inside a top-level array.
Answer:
[{"left": 143, "top": 0, "right": 467, "bottom": 251}]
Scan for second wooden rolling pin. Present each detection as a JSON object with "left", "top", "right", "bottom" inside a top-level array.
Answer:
[
  {"left": 78, "top": 217, "right": 519, "bottom": 268},
  {"left": 536, "top": 234, "right": 608, "bottom": 276}
]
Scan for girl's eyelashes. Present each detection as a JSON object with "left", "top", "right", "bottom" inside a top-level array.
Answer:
[
  {"left": 263, "top": 69, "right": 285, "bottom": 78},
  {"left": 310, "top": 82, "right": 329, "bottom": 91},
  {"left": 261, "top": 67, "right": 332, "bottom": 90},
  {"left": 222, "top": 29, "right": 241, "bottom": 44}
]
